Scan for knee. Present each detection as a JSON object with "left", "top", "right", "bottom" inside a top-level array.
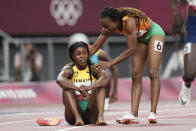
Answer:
[
  {"left": 148, "top": 69, "right": 159, "bottom": 81},
  {"left": 65, "top": 116, "right": 75, "bottom": 125},
  {"left": 131, "top": 70, "right": 142, "bottom": 82}
]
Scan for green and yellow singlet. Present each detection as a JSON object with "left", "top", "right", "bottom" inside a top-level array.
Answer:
[
  {"left": 71, "top": 65, "right": 96, "bottom": 113},
  {"left": 71, "top": 65, "right": 96, "bottom": 99}
]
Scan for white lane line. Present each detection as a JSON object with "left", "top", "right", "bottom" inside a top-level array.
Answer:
[
  {"left": 1, "top": 106, "right": 196, "bottom": 118},
  {"left": 158, "top": 112, "right": 196, "bottom": 118},
  {"left": 56, "top": 121, "right": 115, "bottom": 131},
  {"left": 0, "top": 119, "right": 36, "bottom": 125},
  {"left": 55, "top": 113, "right": 196, "bottom": 131},
  {"left": 113, "top": 107, "right": 196, "bottom": 112},
  {"left": 0, "top": 116, "right": 63, "bottom": 125},
  {"left": 56, "top": 124, "right": 92, "bottom": 131},
  {"left": 0, "top": 111, "right": 196, "bottom": 126},
  {"left": 0, "top": 111, "right": 61, "bottom": 117}
]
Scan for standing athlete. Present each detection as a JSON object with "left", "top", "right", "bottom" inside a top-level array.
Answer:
[
  {"left": 170, "top": 0, "right": 196, "bottom": 105},
  {"left": 56, "top": 42, "right": 109, "bottom": 126},
  {"left": 89, "top": 6, "right": 165, "bottom": 124}
]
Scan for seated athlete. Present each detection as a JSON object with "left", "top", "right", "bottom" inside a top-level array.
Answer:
[
  {"left": 69, "top": 33, "right": 119, "bottom": 110},
  {"left": 56, "top": 41, "right": 109, "bottom": 126}
]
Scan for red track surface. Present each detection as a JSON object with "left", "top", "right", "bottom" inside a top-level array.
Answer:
[{"left": 0, "top": 100, "right": 196, "bottom": 131}]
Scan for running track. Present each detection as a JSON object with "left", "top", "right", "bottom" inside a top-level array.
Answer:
[{"left": 0, "top": 100, "right": 196, "bottom": 131}]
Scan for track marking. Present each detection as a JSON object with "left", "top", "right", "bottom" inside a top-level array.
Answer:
[
  {"left": 56, "top": 124, "right": 92, "bottom": 131},
  {"left": 158, "top": 113, "right": 196, "bottom": 118},
  {"left": 56, "top": 121, "right": 115, "bottom": 131},
  {"left": 0, "top": 119, "right": 37, "bottom": 125},
  {"left": 0, "top": 111, "right": 61, "bottom": 117},
  {"left": 0, "top": 116, "right": 63, "bottom": 125},
  {"left": 0, "top": 110, "right": 196, "bottom": 126}
]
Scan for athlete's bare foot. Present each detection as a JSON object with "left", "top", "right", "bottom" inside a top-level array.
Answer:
[
  {"left": 96, "top": 117, "right": 107, "bottom": 125},
  {"left": 109, "top": 94, "right": 118, "bottom": 103},
  {"left": 74, "top": 120, "right": 84, "bottom": 126}
]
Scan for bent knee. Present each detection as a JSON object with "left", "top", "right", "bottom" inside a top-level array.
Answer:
[{"left": 65, "top": 116, "right": 75, "bottom": 125}]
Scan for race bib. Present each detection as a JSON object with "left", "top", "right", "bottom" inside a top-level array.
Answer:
[
  {"left": 154, "top": 40, "right": 163, "bottom": 52},
  {"left": 184, "top": 42, "right": 191, "bottom": 54}
]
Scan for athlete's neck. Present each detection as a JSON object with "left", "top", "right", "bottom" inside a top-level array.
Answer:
[{"left": 75, "top": 64, "right": 87, "bottom": 70}]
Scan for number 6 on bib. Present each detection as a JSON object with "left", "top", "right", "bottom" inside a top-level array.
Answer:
[{"left": 154, "top": 40, "right": 163, "bottom": 52}]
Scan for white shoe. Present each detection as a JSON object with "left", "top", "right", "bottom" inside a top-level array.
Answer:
[
  {"left": 116, "top": 113, "right": 139, "bottom": 124},
  {"left": 104, "top": 98, "right": 110, "bottom": 110},
  {"left": 179, "top": 82, "right": 191, "bottom": 106},
  {"left": 148, "top": 112, "right": 157, "bottom": 124}
]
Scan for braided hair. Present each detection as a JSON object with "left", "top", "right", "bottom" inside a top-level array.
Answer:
[
  {"left": 100, "top": 6, "right": 148, "bottom": 33},
  {"left": 69, "top": 41, "right": 93, "bottom": 84}
]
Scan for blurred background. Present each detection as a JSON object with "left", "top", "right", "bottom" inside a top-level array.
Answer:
[{"left": 0, "top": 0, "right": 185, "bottom": 82}]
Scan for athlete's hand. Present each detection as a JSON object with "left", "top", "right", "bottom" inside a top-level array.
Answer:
[
  {"left": 79, "top": 85, "right": 88, "bottom": 92},
  {"left": 81, "top": 91, "right": 88, "bottom": 97},
  {"left": 80, "top": 91, "right": 92, "bottom": 101},
  {"left": 101, "top": 27, "right": 112, "bottom": 36},
  {"left": 171, "top": 14, "right": 183, "bottom": 36},
  {"left": 95, "top": 61, "right": 112, "bottom": 72}
]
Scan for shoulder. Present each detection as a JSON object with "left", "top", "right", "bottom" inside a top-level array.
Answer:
[
  {"left": 124, "top": 16, "right": 137, "bottom": 34},
  {"left": 63, "top": 64, "right": 74, "bottom": 73},
  {"left": 98, "top": 50, "right": 110, "bottom": 61},
  {"left": 98, "top": 49, "right": 106, "bottom": 56},
  {"left": 125, "top": 16, "right": 137, "bottom": 26},
  {"left": 91, "top": 65, "right": 107, "bottom": 78},
  {"left": 60, "top": 65, "right": 74, "bottom": 79}
]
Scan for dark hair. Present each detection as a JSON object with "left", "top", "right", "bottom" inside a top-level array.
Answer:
[
  {"left": 100, "top": 6, "right": 120, "bottom": 22},
  {"left": 100, "top": 6, "right": 148, "bottom": 32},
  {"left": 68, "top": 41, "right": 93, "bottom": 84}
]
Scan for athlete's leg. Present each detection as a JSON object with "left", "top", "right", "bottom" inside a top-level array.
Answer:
[
  {"left": 180, "top": 15, "right": 196, "bottom": 105},
  {"left": 62, "top": 89, "right": 84, "bottom": 126},
  {"left": 131, "top": 42, "right": 147, "bottom": 117},
  {"left": 96, "top": 86, "right": 106, "bottom": 125},
  {"left": 183, "top": 43, "right": 196, "bottom": 86},
  {"left": 84, "top": 87, "right": 106, "bottom": 125},
  {"left": 180, "top": 43, "right": 196, "bottom": 105},
  {"left": 105, "top": 71, "right": 112, "bottom": 98},
  {"left": 104, "top": 70, "right": 112, "bottom": 110},
  {"left": 147, "top": 35, "right": 164, "bottom": 114},
  {"left": 83, "top": 90, "right": 98, "bottom": 124}
]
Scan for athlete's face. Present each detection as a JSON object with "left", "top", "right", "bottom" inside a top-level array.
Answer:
[
  {"left": 100, "top": 17, "right": 119, "bottom": 33},
  {"left": 73, "top": 47, "right": 88, "bottom": 69}
]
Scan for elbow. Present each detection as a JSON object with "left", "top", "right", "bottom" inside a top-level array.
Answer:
[
  {"left": 56, "top": 79, "right": 61, "bottom": 85},
  {"left": 128, "top": 48, "right": 136, "bottom": 56}
]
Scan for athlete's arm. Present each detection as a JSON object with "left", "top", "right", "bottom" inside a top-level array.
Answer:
[
  {"left": 89, "top": 28, "right": 109, "bottom": 56},
  {"left": 56, "top": 66, "right": 78, "bottom": 90},
  {"left": 170, "top": 0, "right": 183, "bottom": 35},
  {"left": 98, "top": 50, "right": 119, "bottom": 95},
  {"left": 109, "top": 17, "right": 138, "bottom": 66},
  {"left": 87, "top": 67, "right": 109, "bottom": 90}
]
